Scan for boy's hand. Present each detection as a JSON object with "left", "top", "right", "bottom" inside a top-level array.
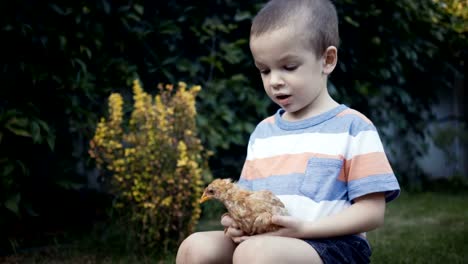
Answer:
[
  {"left": 267, "top": 215, "right": 307, "bottom": 237},
  {"left": 236, "top": 215, "right": 307, "bottom": 241},
  {"left": 220, "top": 213, "right": 245, "bottom": 243}
]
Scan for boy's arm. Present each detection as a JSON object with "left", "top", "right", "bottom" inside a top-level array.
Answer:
[
  {"left": 299, "top": 192, "right": 386, "bottom": 238},
  {"left": 239, "top": 192, "right": 386, "bottom": 241}
]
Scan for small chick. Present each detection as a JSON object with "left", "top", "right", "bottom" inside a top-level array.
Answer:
[{"left": 200, "top": 178, "right": 288, "bottom": 235}]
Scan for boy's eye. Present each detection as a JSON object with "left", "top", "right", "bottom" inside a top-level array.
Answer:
[
  {"left": 284, "top": 65, "right": 298, "bottom": 71},
  {"left": 259, "top": 69, "right": 270, "bottom": 75}
]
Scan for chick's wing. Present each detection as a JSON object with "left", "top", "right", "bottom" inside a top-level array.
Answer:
[
  {"left": 242, "top": 190, "right": 288, "bottom": 234},
  {"left": 246, "top": 190, "right": 288, "bottom": 215}
]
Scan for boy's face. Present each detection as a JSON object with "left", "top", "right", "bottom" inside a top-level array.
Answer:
[{"left": 250, "top": 26, "right": 329, "bottom": 120}]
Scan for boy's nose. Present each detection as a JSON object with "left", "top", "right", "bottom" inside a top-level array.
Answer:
[{"left": 269, "top": 72, "right": 284, "bottom": 89}]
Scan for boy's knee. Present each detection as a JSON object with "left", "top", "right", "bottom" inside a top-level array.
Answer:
[
  {"left": 176, "top": 231, "right": 234, "bottom": 264},
  {"left": 176, "top": 233, "right": 211, "bottom": 264},
  {"left": 233, "top": 237, "right": 270, "bottom": 263}
]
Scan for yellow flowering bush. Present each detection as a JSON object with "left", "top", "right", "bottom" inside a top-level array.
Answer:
[{"left": 89, "top": 79, "right": 206, "bottom": 252}]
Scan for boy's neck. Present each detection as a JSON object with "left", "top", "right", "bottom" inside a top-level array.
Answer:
[{"left": 282, "top": 92, "right": 339, "bottom": 122}]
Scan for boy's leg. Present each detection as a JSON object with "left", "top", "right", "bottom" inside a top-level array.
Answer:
[
  {"left": 176, "top": 231, "right": 237, "bottom": 264},
  {"left": 233, "top": 236, "right": 323, "bottom": 264}
]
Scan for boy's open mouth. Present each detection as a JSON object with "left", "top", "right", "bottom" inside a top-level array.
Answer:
[{"left": 276, "top": 94, "right": 291, "bottom": 100}]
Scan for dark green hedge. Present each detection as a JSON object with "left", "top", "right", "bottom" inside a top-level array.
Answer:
[{"left": 0, "top": 0, "right": 466, "bottom": 247}]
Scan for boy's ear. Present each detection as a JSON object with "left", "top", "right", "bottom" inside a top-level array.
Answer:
[{"left": 322, "top": 46, "right": 338, "bottom": 75}]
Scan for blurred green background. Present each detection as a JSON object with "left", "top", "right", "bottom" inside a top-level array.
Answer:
[{"left": 0, "top": 0, "right": 466, "bottom": 262}]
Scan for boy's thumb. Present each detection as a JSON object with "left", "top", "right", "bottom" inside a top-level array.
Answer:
[{"left": 271, "top": 215, "right": 291, "bottom": 226}]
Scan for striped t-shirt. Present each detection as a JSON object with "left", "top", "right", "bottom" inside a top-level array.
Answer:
[{"left": 237, "top": 104, "right": 400, "bottom": 223}]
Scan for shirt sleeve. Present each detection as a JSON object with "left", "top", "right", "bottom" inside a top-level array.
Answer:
[{"left": 345, "top": 124, "right": 400, "bottom": 202}]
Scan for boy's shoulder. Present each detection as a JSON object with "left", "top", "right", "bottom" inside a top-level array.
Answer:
[
  {"left": 335, "top": 107, "right": 374, "bottom": 126},
  {"left": 259, "top": 115, "right": 276, "bottom": 125},
  {"left": 250, "top": 115, "right": 276, "bottom": 135},
  {"left": 333, "top": 107, "right": 378, "bottom": 136}
]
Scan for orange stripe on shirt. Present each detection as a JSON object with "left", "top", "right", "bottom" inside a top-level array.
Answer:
[
  {"left": 241, "top": 153, "right": 343, "bottom": 180},
  {"left": 339, "top": 152, "right": 393, "bottom": 182},
  {"left": 337, "top": 109, "right": 372, "bottom": 124}
]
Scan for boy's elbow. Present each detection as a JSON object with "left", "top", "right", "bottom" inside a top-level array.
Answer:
[
  {"left": 373, "top": 214, "right": 385, "bottom": 229},
  {"left": 371, "top": 193, "right": 386, "bottom": 229},
  {"left": 364, "top": 212, "right": 384, "bottom": 231},
  {"left": 369, "top": 206, "right": 386, "bottom": 230}
]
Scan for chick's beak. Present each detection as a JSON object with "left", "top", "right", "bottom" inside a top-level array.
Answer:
[{"left": 199, "top": 193, "right": 211, "bottom": 204}]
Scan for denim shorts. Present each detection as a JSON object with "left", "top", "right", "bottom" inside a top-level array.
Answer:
[{"left": 303, "top": 235, "right": 372, "bottom": 264}]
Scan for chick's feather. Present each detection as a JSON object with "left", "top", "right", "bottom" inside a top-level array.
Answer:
[{"left": 200, "top": 179, "right": 288, "bottom": 235}]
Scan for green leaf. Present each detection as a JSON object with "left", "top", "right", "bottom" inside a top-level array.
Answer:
[
  {"left": 101, "top": 0, "right": 111, "bottom": 14},
  {"left": 31, "top": 121, "right": 41, "bottom": 143},
  {"left": 3, "top": 164, "right": 14, "bottom": 176},
  {"left": 5, "top": 194, "right": 21, "bottom": 216},
  {"left": 72, "top": 58, "right": 87, "bottom": 73},
  {"left": 127, "top": 13, "right": 141, "bottom": 22},
  {"left": 344, "top": 16, "right": 360, "bottom": 27},
  {"left": 234, "top": 11, "right": 252, "bottom": 21},
  {"left": 46, "top": 135, "right": 55, "bottom": 151},
  {"left": 24, "top": 203, "right": 39, "bottom": 217},
  {"left": 49, "top": 4, "right": 68, "bottom": 16},
  {"left": 133, "top": 4, "right": 144, "bottom": 16},
  {"left": 55, "top": 180, "right": 84, "bottom": 190},
  {"left": 6, "top": 118, "right": 31, "bottom": 137},
  {"left": 16, "top": 160, "right": 28, "bottom": 175},
  {"left": 37, "top": 119, "right": 50, "bottom": 133},
  {"left": 161, "top": 56, "right": 179, "bottom": 66}
]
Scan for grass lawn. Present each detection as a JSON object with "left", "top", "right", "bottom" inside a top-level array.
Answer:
[
  {"left": 1, "top": 191, "right": 466, "bottom": 263},
  {"left": 368, "top": 191, "right": 467, "bottom": 263}
]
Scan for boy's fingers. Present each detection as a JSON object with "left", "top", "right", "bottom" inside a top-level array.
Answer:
[
  {"left": 221, "top": 214, "right": 241, "bottom": 230},
  {"left": 232, "top": 236, "right": 248, "bottom": 244},
  {"left": 221, "top": 215, "right": 233, "bottom": 227},
  {"left": 225, "top": 226, "right": 244, "bottom": 238}
]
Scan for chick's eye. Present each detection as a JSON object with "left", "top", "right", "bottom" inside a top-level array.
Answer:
[{"left": 207, "top": 189, "right": 215, "bottom": 195}]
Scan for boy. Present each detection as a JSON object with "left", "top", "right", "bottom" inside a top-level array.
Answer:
[{"left": 177, "top": 0, "right": 400, "bottom": 263}]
